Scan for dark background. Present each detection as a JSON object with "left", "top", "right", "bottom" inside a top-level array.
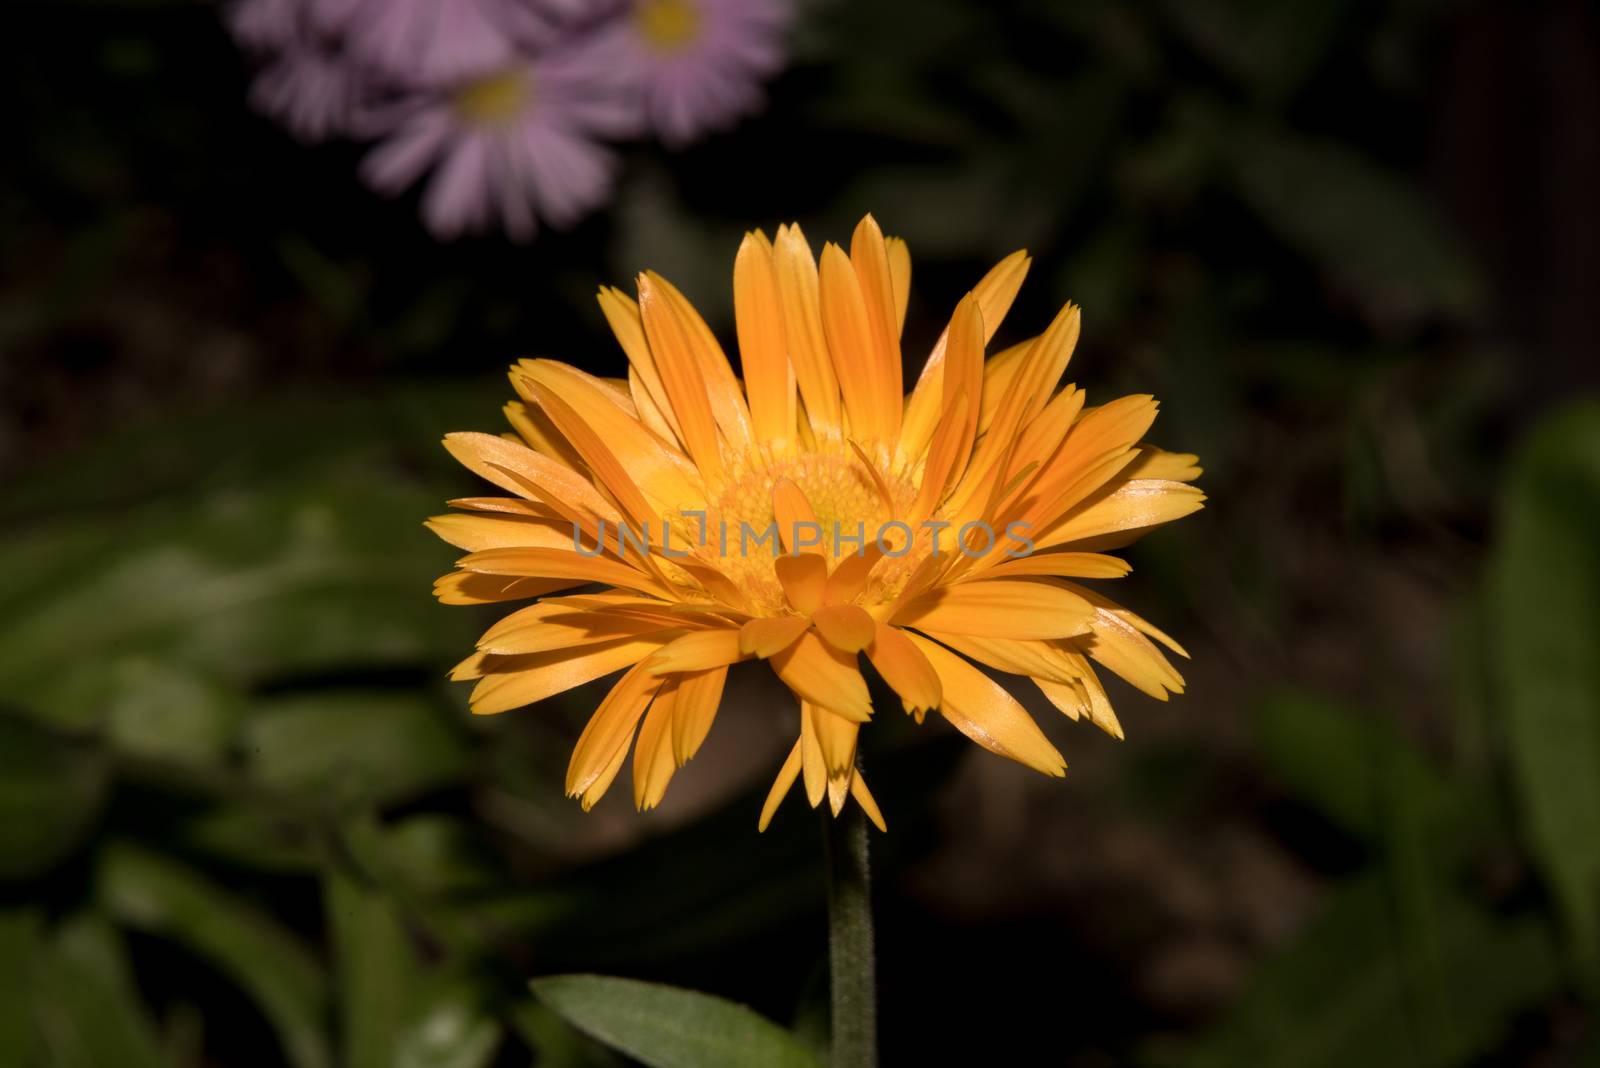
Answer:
[{"left": 5, "top": 0, "right": 1600, "bottom": 1065}]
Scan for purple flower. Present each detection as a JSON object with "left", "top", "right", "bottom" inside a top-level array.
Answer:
[
  {"left": 249, "top": 44, "right": 366, "bottom": 143},
  {"left": 359, "top": 53, "right": 634, "bottom": 241},
  {"left": 315, "top": 0, "right": 556, "bottom": 85},
  {"left": 226, "top": 0, "right": 306, "bottom": 49},
  {"left": 581, "top": 0, "right": 793, "bottom": 147}
]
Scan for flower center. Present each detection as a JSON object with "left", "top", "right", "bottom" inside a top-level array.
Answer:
[
  {"left": 453, "top": 70, "right": 532, "bottom": 127},
  {"left": 635, "top": 0, "right": 701, "bottom": 52},
  {"left": 682, "top": 441, "right": 928, "bottom": 615}
]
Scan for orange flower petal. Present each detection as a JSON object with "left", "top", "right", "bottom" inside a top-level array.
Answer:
[
  {"left": 456, "top": 547, "right": 671, "bottom": 599},
  {"left": 884, "top": 235, "right": 911, "bottom": 336},
  {"left": 579, "top": 734, "right": 632, "bottom": 812},
  {"left": 904, "top": 633, "right": 1066, "bottom": 777},
  {"left": 470, "top": 635, "right": 668, "bottom": 715},
  {"left": 648, "top": 271, "right": 753, "bottom": 450},
  {"left": 849, "top": 214, "right": 903, "bottom": 404},
  {"left": 894, "top": 578, "right": 1094, "bottom": 640},
  {"left": 901, "top": 250, "right": 1030, "bottom": 458},
  {"left": 598, "top": 286, "right": 685, "bottom": 446},
  {"left": 849, "top": 772, "right": 888, "bottom": 832},
  {"left": 567, "top": 661, "right": 662, "bottom": 797},
  {"left": 824, "top": 545, "right": 884, "bottom": 605},
  {"left": 433, "top": 572, "right": 577, "bottom": 605},
  {"left": 812, "top": 603, "right": 875, "bottom": 653},
  {"left": 799, "top": 703, "right": 827, "bottom": 806},
  {"left": 632, "top": 683, "right": 678, "bottom": 810},
  {"left": 819, "top": 242, "right": 898, "bottom": 442},
  {"left": 810, "top": 703, "right": 860, "bottom": 776},
  {"left": 864, "top": 622, "right": 942, "bottom": 714},
  {"left": 913, "top": 629, "right": 1078, "bottom": 686},
  {"left": 771, "top": 631, "right": 872, "bottom": 721},
  {"left": 645, "top": 629, "right": 745, "bottom": 673},
  {"left": 443, "top": 432, "right": 618, "bottom": 520},
  {"left": 478, "top": 608, "right": 676, "bottom": 656},
  {"left": 734, "top": 230, "right": 798, "bottom": 444},
  {"left": 522, "top": 379, "right": 659, "bottom": 531},
  {"left": 671, "top": 665, "right": 728, "bottom": 764},
  {"left": 965, "top": 551, "right": 1132, "bottom": 582},
  {"left": 773, "top": 223, "right": 842, "bottom": 436},
  {"left": 758, "top": 739, "right": 804, "bottom": 831},
  {"left": 1037, "top": 479, "right": 1206, "bottom": 550},
  {"left": 1036, "top": 676, "right": 1123, "bottom": 740},
  {"left": 504, "top": 400, "right": 586, "bottom": 471},
  {"left": 739, "top": 616, "right": 810, "bottom": 658},
  {"left": 515, "top": 360, "right": 703, "bottom": 508},
  {"left": 772, "top": 478, "right": 824, "bottom": 555},
  {"left": 775, "top": 552, "right": 827, "bottom": 614},
  {"left": 1123, "top": 447, "right": 1203, "bottom": 482},
  {"left": 637, "top": 272, "right": 724, "bottom": 479}
]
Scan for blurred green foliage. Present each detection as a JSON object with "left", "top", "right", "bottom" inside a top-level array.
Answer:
[{"left": 3, "top": 0, "right": 1599, "bottom": 1064}]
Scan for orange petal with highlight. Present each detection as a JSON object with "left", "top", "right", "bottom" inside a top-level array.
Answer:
[
  {"left": 645, "top": 629, "right": 745, "bottom": 673},
  {"left": 470, "top": 634, "right": 668, "bottom": 715},
  {"left": 894, "top": 578, "right": 1094, "bottom": 640},
  {"left": 771, "top": 631, "right": 872, "bottom": 721},
  {"left": 904, "top": 634, "right": 1066, "bottom": 777}
]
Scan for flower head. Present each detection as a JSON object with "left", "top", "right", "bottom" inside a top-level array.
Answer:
[
  {"left": 320, "top": 0, "right": 556, "bottom": 85},
  {"left": 430, "top": 216, "right": 1204, "bottom": 828},
  {"left": 248, "top": 43, "right": 367, "bottom": 144},
  {"left": 582, "top": 0, "right": 792, "bottom": 146},
  {"left": 226, "top": 0, "right": 304, "bottom": 50},
  {"left": 360, "top": 53, "right": 633, "bottom": 240}
]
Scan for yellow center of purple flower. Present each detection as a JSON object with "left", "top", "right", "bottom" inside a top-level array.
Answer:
[
  {"left": 636, "top": 0, "right": 701, "bottom": 52},
  {"left": 453, "top": 70, "right": 531, "bottom": 127}
]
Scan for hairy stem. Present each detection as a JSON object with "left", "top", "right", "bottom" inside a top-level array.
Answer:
[{"left": 822, "top": 801, "right": 877, "bottom": 1068}]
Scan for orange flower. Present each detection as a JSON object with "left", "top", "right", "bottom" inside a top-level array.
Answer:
[{"left": 429, "top": 216, "right": 1204, "bottom": 830}]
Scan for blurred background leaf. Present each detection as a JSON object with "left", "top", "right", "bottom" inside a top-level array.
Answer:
[
  {"left": 1489, "top": 401, "right": 1600, "bottom": 981},
  {"left": 2, "top": 0, "right": 1598, "bottom": 1064}
]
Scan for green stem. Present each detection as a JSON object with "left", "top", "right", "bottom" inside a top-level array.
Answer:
[{"left": 822, "top": 801, "right": 877, "bottom": 1068}]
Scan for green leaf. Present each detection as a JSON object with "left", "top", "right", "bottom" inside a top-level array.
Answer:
[
  {"left": 103, "top": 658, "right": 239, "bottom": 764},
  {"left": 1253, "top": 691, "right": 1454, "bottom": 842},
  {"left": 531, "top": 975, "right": 820, "bottom": 1068},
  {"left": 243, "top": 691, "right": 468, "bottom": 807},
  {"left": 327, "top": 868, "right": 419, "bottom": 1068},
  {"left": 1227, "top": 125, "right": 1481, "bottom": 330},
  {"left": 1489, "top": 400, "right": 1600, "bottom": 970},
  {"left": 0, "top": 466, "right": 460, "bottom": 706},
  {"left": 96, "top": 842, "right": 331, "bottom": 1068},
  {"left": 1163, "top": 0, "right": 1349, "bottom": 103},
  {"left": 326, "top": 828, "right": 502, "bottom": 1068},
  {"left": 0, "top": 719, "right": 111, "bottom": 879},
  {"left": 507, "top": 1000, "right": 620, "bottom": 1068},
  {"left": 393, "top": 979, "right": 502, "bottom": 1068},
  {"left": 1169, "top": 875, "right": 1559, "bottom": 1068},
  {"left": 178, "top": 806, "right": 323, "bottom": 874},
  {"left": 0, "top": 387, "right": 494, "bottom": 720},
  {"left": 0, "top": 910, "right": 45, "bottom": 1065},
  {"left": 383, "top": 815, "right": 504, "bottom": 897},
  {"left": 33, "top": 913, "right": 170, "bottom": 1068}
]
